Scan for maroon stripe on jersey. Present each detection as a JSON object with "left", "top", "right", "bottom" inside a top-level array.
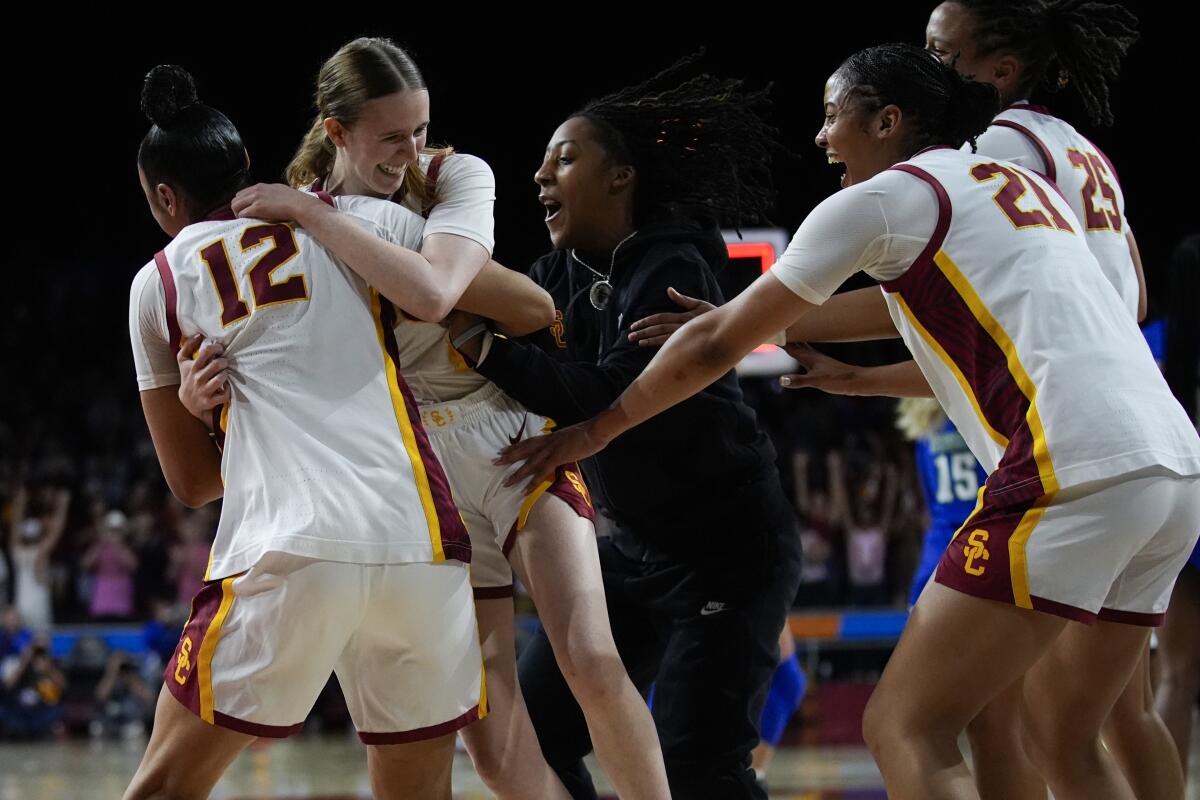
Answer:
[
  {"left": 358, "top": 705, "right": 481, "bottom": 745},
  {"left": 421, "top": 154, "right": 446, "bottom": 218},
  {"left": 1097, "top": 607, "right": 1165, "bottom": 627},
  {"left": 204, "top": 207, "right": 237, "bottom": 222},
  {"left": 880, "top": 164, "right": 952, "bottom": 293},
  {"left": 1032, "top": 595, "right": 1098, "bottom": 624},
  {"left": 314, "top": 190, "right": 335, "bottom": 208},
  {"left": 163, "top": 579, "right": 226, "bottom": 720},
  {"left": 213, "top": 711, "right": 304, "bottom": 739},
  {"left": 881, "top": 165, "right": 1047, "bottom": 503},
  {"left": 152, "top": 250, "right": 183, "bottom": 357},
  {"left": 474, "top": 585, "right": 515, "bottom": 600},
  {"left": 991, "top": 120, "right": 1056, "bottom": 182},
  {"left": 377, "top": 299, "right": 473, "bottom": 564}
]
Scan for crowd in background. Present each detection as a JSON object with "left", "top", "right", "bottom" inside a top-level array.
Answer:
[{"left": 1, "top": 231, "right": 1192, "bottom": 741}]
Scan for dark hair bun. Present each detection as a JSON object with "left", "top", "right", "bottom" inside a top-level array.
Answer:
[
  {"left": 944, "top": 69, "right": 1001, "bottom": 147},
  {"left": 141, "top": 65, "right": 199, "bottom": 129}
]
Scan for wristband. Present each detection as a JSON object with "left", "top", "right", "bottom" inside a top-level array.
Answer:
[{"left": 451, "top": 322, "right": 489, "bottom": 351}]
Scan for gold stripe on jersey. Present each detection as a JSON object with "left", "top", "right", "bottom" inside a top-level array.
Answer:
[
  {"left": 446, "top": 339, "right": 471, "bottom": 372},
  {"left": 1009, "top": 496, "right": 1054, "bottom": 609},
  {"left": 895, "top": 295, "right": 1010, "bottom": 449},
  {"left": 515, "top": 480, "right": 555, "bottom": 532},
  {"left": 370, "top": 289, "right": 446, "bottom": 562},
  {"left": 198, "top": 576, "right": 236, "bottom": 724},
  {"left": 931, "top": 249, "right": 1060, "bottom": 608},
  {"left": 477, "top": 657, "right": 489, "bottom": 719}
]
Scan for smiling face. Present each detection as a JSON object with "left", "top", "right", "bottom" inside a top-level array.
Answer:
[
  {"left": 326, "top": 90, "right": 430, "bottom": 198},
  {"left": 815, "top": 75, "right": 878, "bottom": 189},
  {"left": 533, "top": 115, "right": 635, "bottom": 253},
  {"left": 814, "top": 72, "right": 918, "bottom": 189}
]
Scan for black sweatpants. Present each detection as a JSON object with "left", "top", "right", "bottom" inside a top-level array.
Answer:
[{"left": 518, "top": 479, "right": 802, "bottom": 799}]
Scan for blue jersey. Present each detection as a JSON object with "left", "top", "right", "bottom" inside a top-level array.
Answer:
[
  {"left": 909, "top": 418, "right": 990, "bottom": 605},
  {"left": 916, "top": 419, "right": 988, "bottom": 532}
]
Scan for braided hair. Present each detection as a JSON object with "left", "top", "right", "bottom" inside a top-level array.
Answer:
[
  {"left": 138, "top": 65, "right": 249, "bottom": 213},
  {"left": 834, "top": 43, "right": 1000, "bottom": 153},
  {"left": 952, "top": 0, "right": 1138, "bottom": 125},
  {"left": 572, "top": 53, "right": 780, "bottom": 229}
]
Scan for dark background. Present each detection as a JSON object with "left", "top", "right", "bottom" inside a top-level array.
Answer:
[{"left": 2, "top": 4, "right": 1183, "bottom": 467}]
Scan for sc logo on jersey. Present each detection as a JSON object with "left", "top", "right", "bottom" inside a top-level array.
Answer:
[
  {"left": 550, "top": 310, "right": 567, "bottom": 349},
  {"left": 174, "top": 636, "right": 195, "bottom": 685},
  {"left": 963, "top": 529, "right": 991, "bottom": 576}
]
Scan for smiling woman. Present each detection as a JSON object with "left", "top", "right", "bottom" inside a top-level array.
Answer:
[
  {"left": 816, "top": 46, "right": 996, "bottom": 189},
  {"left": 451, "top": 57, "right": 804, "bottom": 799},
  {"left": 176, "top": 36, "right": 670, "bottom": 800},
  {"left": 286, "top": 41, "right": 440, "bottom": 202},
  {"left": 125, "top": 64, "right": 483, "bottom": 800},
  {"left": 497, "top": 42, "right": 1200, "bottom": 800}
]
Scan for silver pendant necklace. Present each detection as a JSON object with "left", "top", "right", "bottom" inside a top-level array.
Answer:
[{"left": 570, "top": 230, "right": 638, "bottom": 311}]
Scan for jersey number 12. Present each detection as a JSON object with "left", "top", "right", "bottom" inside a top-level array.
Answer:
[{"left": 199, "top": 224, "right": 309, "bottom": 327}]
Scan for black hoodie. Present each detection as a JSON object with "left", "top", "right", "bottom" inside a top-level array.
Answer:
[{"left": 476, "top": 220, "right": 780, "bottom": 551}]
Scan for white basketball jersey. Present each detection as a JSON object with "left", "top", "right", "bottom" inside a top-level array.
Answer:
[
  {"left": 316, "top": 154, "right": 493, "bottom": 404},
  {"left": 979, "top": 104, "right": 1138, "bottom": 318},
  {"left": 881, "top": 148, "right": 1200, "bottom": 504},
  {"left": 142, "top": 195, "right": 470, "bottom": 579}
]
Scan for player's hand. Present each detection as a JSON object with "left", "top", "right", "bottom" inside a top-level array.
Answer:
[
  {"left": 496, "top": 421, "right": 610, "bottom": 493},
  {"left": 627, "top": 287, "right": 716, "bottom": 346},
  {"left": 778, "top": 344, "right": 864, "bottom": 395},
  {"left": 178, "top": 335, "right": 230, "bottom": 421},
  {"left": 232, "top": 183, "right": 321, "bottom": 223}
]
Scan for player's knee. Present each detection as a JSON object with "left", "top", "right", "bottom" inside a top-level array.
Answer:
[
  {"left": 557, "top": 647, "right": 624, "bottom": 704},
  {"left": 463, "top": 735, "right": 516, "bottom": 790},
  {"left": 467, "top": 745, "right": 504, "bottom": 787},
  {"left": 1025, "top": 713, "right": 1101, "bottom": 775},
  {"left": 123, "top": 769, "right": 201, "bottom": 800},
  {"left": 861, "top": 691, "right": 895, "bottom": 758}
]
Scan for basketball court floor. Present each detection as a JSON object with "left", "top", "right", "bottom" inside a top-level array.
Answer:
[{"left": 1, "top": 726, "right": 1197, "bottom": 799}]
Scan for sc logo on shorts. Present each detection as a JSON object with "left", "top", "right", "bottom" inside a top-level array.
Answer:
[
  {"left": 174, "top": 636, "right": 195, "bottom": 685},
  {"left": 963, "top": 529, "right": 991, "bottom": 577}
]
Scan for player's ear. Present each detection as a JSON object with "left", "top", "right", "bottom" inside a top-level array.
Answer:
[
  {"left": 876, "top": 104, "right": 903, "bottom": 140},
  {"left": 156, "top": 183, "right": 182, "bottom": 219},
  {"left": 324, "top": 117, "right": 348, "bottom": 149}
]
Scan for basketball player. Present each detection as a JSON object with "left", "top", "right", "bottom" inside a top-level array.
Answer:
[
  {"left": 179, "top": 38, "right": 668, "bottom": 800},
  {"left": 500, "top": 45, "right": 1200, "bottom": 800},
  {"left": 125, "top": 65, "right": 481, "bottom": 800}
]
